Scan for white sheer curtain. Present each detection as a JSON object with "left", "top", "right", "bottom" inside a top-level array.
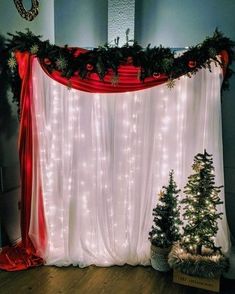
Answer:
[{"left": 29, "top": 59, "right": 230, "bottom": 267}]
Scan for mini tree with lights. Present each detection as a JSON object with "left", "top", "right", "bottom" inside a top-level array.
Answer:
[
  {"left": 149, "top": 170, "right": 182, "bottom": 271},
  {"left": 169, "top": 150, "right": 229, "bottom": 278}
]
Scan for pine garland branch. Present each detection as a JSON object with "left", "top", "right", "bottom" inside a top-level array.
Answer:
[{"left": 2, "top": 29, "right": 235, "bottom": 115}]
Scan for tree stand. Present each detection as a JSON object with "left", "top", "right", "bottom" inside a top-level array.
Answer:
[{"left": 150, "top": 245, "right": 171, "bottom": 272}]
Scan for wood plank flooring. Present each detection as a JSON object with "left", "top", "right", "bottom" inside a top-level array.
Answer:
[{"left": 0, "top": 265, "right": 234, "bottom": 294}]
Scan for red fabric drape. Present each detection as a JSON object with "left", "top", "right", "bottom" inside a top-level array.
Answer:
[
  {"left": 0, "top": 52, "right": 46, "bottom": 271},
  {"left": 41, "top": 48, "right": 229, "bottom": 93},
  {"left": 17, "top": 52, "right": 47, "bottom": 252},
  {"left": 220, "top": 50, "right": 229, "bottom": 76},
  {"left": 48, "top": 66, "right": 168, "bottom": 93}
]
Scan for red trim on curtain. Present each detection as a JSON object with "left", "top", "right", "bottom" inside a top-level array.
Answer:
[
  {"left": 47, "top": 66, "right": 168, "bottom": 93},
  {"left": 220, "top": 50, "right": 229, "bottom": 76},
  {"left": 0, "top": 52, "right": 45, "bottom": 271}
]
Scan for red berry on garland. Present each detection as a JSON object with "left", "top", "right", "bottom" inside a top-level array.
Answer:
[
  {"left": 86, "top": 63, "right": 94, "bottom": 71},
  {"left": 188, "top": 60, "right": 197, "bottom": 68},
  {"left": 126, "top": 57, "right": 133, "bottom": 64},
  {"left": 153, "top": 72, "right": 161, "bottom": 79},
  {"left": 44, "top": 58, "right": 51, "bottom": 65}
]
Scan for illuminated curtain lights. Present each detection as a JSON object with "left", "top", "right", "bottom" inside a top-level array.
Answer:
[{"left": 28, "top": 59, "right": 229, "bottom": 267}]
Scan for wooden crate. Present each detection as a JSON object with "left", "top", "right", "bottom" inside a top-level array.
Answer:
[{"left": 173, "top": 269, "right": 220, "bottom": 292}]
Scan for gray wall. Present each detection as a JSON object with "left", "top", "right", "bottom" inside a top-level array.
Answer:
[
  {"left": 135, "top": 0, "right": 235, "bottom": 243},
  {"left": 0, "top": 0, "right": 54, "bottom": 246},
  {"left": 55, "top": 0, "right": 107, "bottom": 47},
  {"left": 108, "top": 0, "right": 135, "bottom": 45},
  {"left": 135, "top": 0, "right": 235, "bottom": 48}
]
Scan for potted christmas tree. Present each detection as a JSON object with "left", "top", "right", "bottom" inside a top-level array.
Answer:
[
  {"left": 169, "top": 150, "right": 229, "bottom": 292},
  {"left": 149, "top": 170, "right": 182, "bottom": 271}
]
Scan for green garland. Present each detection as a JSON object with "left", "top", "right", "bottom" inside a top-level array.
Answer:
[
  {"left": 0, "top": 29, "right": 235, "bottom": 118},
  {"left": 0, "top": 34, "right": 21, "bottom": 131}
]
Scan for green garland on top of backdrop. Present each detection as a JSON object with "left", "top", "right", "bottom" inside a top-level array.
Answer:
[{"left": 0, "top": 29, "right": 235, "bottom": 118}]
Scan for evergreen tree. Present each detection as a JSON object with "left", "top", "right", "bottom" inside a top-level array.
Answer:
[
  {"left": 181, "top": 150, "right": 223, "bottom": 255},
  {"left": 149, "top": 170, "right": 182, "bottom": 248}
]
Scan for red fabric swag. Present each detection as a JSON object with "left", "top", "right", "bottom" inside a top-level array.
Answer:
[
  {"left": 0, "top": 52, "right": 46, "bottom": 271},
  {"left": 40, "top": 48, "right": 229, "bottom": 93},
  {"left": 40, "top": 47, "right": 168, "bottom": 93}
]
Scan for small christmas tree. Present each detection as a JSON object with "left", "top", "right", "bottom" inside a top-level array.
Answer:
[
  {"left": 149, "top": 170, "right": 182, "bottom": 248},
  {"left": 181, "top": 150, "right": 223, "bottom": 255}
]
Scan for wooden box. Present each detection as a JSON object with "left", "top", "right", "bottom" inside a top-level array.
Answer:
[{"left": 173, "top": 269, "right": 220, "bottom": 292}]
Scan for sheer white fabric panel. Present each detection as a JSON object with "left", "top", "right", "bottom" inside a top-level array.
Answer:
[{"left": 29, "top": 59, "right": 230, "bottom": 267}]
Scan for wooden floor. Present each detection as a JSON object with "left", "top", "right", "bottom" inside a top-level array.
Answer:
[{"left": 0, "top": 265, "right": 234, "bottom": 294}]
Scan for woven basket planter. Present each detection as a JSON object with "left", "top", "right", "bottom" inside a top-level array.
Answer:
[{"left": 150, "top": 244, "right": 172, "bottom": 272}]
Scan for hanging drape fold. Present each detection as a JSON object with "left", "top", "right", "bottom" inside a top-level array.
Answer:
[
  {"left": 40, "top": 63, "right": 168, "bottom": 94},
  {"left": 0, "top": 52, "right": 46, "bottom": 270}
]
